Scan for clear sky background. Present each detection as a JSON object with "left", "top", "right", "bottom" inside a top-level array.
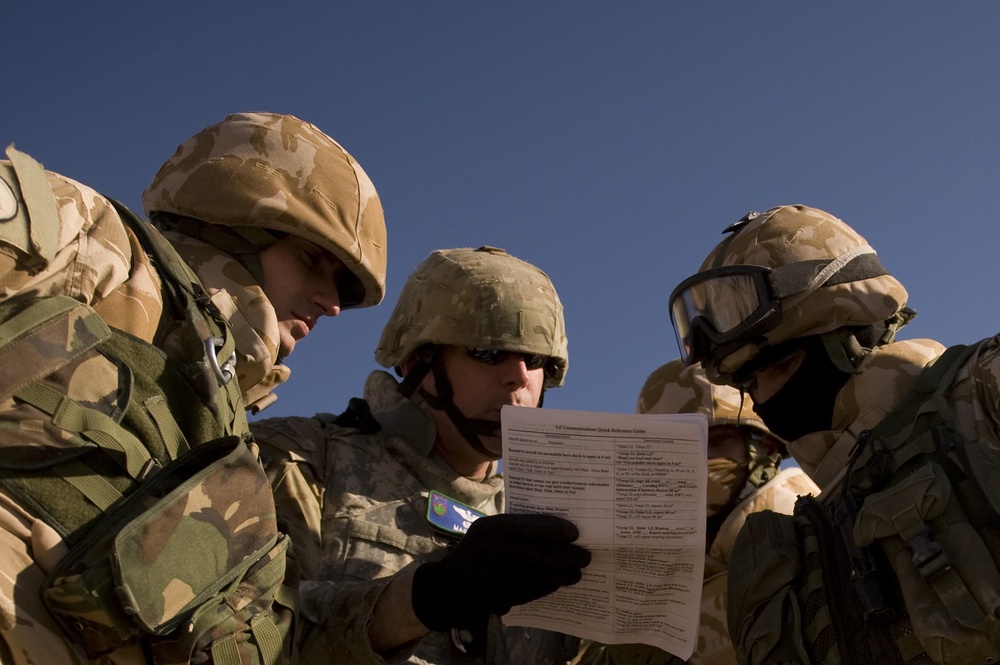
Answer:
[{"left": 4, "top": 3, "right": 998, "bottom": 423}]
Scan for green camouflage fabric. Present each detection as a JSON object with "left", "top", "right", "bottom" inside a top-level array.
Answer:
[
  {"left": 0, "top": 147, "right": 299, "bottom": 664},
  {"left": 695, "top": 204, "right": 908, "bottom": 380},
  {"left": 142, "top": 112, "right": 387, "bottom": 309},
  {"left": 375, "top": 247, "right": 568, "bottom": 387},
  {"left": 0, "top": 150, "right": 166, "bottom": 665},
  {"left": 252, "top": 370, "right": 507, "bottom": 664},
  {"left": 571, "top": 361, "right": 818, "bottom": 665},
  {"left": 728, "top": 335, "right": 1000, "bottom": 664},
  {"left": 41, "top": 438, "right": 289, "bottom": 665},
  {"left": 159, "top": 230, "right": 290, "bottom": 412}
]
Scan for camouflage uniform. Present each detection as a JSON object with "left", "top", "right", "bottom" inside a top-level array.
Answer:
[
  {"left": 253, "top": 370, "right": 505, "bottom": 664},
  {"left": 253, "top": 247, "right": 574, "bottom": 665},
  {"left": 670, "top": 205, "right": 1000, "bottom": 663},
  {"left": 573, "top": 362, "right": 818, "bottom": 665},
  {"left": 0, "top": 157, "right": 151, "bottom": 665},
  {"left": 0, "top": 112, "right": 386, "bottom": 665}
]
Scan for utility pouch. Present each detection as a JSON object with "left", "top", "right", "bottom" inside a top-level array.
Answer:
[
  {"left": 727, "top": 509, "right": 809, "bottom": 665},
  {"left": 43, "top": 436, "right": 297, "bottom": 664},
  {"left": 853, "top": 455, "right": 1000, "bottom": 663}
]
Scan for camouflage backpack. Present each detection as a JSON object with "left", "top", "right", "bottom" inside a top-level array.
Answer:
[
  {"left": 0, "top": 150, "right": 296, "bottom": 664},
  {"left": 727, "top": 340, "right": 1000, "bottom": 665}
]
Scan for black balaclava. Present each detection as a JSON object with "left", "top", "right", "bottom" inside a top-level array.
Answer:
[{"left": 751, "top": 335, "right": 851, "bottom": 442}]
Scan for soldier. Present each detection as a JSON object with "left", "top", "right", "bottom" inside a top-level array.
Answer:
[
  {"left": 572, "top": 360, "right": 818, "bottom": 665},
  {"left": 251, "top": 246, "right": 592, "bottom": 664},
  {"left": 668, "top": 204, "right": 1000, "bottom": 664},
  {"left": 0, "top": 112, "right": 387, "bottom": 664}
]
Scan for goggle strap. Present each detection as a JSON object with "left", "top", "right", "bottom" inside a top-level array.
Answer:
[{"left": 772, "top": 249, "right": 886, "bottom": 302}]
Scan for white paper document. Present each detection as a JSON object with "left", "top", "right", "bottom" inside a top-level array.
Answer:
[{"left": 500, "top": 405, "right": 708, "bottom": 661}]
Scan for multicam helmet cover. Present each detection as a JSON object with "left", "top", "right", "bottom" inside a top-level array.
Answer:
[
  {"left": 375, "top": 246, "right": 568, "bottom": 388},
  {"left": 142, "top": 112, "right": 387, "bottom": 308},
  {"left": 670, "top": 205, "right": 908, "bottom": 383}
]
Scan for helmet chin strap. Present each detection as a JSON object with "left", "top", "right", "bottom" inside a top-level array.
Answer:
[{"left": 396, "top": 345, "right": 544, "bottom": 460}]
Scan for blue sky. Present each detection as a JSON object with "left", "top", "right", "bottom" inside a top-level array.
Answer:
[{"left": 4, "top": 3, "right": 999, "bottom": 423}]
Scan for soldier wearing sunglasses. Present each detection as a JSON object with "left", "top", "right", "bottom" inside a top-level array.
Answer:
[{"left": 252, "top": 246, "right": 590, "bottom": 665}]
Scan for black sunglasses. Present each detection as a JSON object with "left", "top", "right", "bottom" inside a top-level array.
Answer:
[{"left": 466, "top": 347, "right": 549, "bottom": 371}]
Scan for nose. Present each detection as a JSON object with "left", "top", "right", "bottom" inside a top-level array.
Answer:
[
  {"left": 313, "top": 282, "right": 342, "bottom": 318},
  {"left": 501, "top": 354, "right": 531, "bottom": 388}
]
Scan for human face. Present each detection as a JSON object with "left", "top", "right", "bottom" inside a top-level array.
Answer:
[
  {"left": 258, "top": 235, "right": 343, "bottom": 359},
  {"left": 743, "top": 349, "right": 807, "bottom": 404},
  {"left": 423, "top": 345, "right": 546, "bottom": 458}
]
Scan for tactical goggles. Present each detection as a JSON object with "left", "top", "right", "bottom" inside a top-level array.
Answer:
[
  {"left": 466, "top": 347, "right": 550, "bottom": 371},
  {"left": 669, "top": 252, "right": 888, "bottom": 367}
]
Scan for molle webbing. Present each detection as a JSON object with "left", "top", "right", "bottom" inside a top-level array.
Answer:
[{"left": 0, "top": 201, "right": 248, "bottom": 541}]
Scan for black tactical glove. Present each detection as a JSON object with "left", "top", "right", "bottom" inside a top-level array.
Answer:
[{"left": 411, "top": 513, "right": 592, "bottom": 632}]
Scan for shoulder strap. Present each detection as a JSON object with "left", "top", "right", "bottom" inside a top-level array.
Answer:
[
  {"left": 108, "top": 199, "right": 244, "bottom": 424},
  {"left": 871, "top": 341, "right": 982, "bottom": 440},
  {"left": 846, "top": 339, "right": 989, "bottom": 500},
  {"left": 4, "top": 145, "right": 58, "bottom": 268}
]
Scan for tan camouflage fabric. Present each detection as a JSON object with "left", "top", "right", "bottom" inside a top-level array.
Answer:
[
  {"left": 252, "top": 370, "right": 510, "bottom": 664},
  {"left": 142, "top": 112, "right": 387, "bottom": 309},
  {"left": 159, "top": 231, "right": 290, "bottom": 412},
  {"left": 0, "top": 153, "right": 163, "bottom": 340},
  {"left": 636, "top": 360, "right": 765, "bottom": 431},
  {"left": 784, "top": 334, "right": 1000, "bottom": 491},
  {"left": 571, "top": 360, "right": 816, "bottom": 665},
  {"left": 374, "top": 247, "right": 568, "bottom": 387},
  {"left": 572, "top": 468, "right": 819, "bottom": 665},
  {"left": 697, "top": 205, "right": 908, "bottom": 379},
  {"left": 727, "top": 336, "right": 1000, "bottom": 663},
  {"left": 0, "top": 153, "right": 165, "bottom": 665},
  {"left": 0, "top": 149, "right": 294, "bottom": 664}
]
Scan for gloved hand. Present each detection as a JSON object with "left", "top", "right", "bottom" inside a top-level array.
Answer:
[{"left": 411, "top": 513, "right": 592, "bottom": 632}]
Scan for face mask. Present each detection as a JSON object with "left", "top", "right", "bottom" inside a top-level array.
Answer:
[
  {"left": 706, "top": 457, "right": 749, "bottom": 517},
  {"left": 752, "top": 340, "right": 851, "bottom": 442}
]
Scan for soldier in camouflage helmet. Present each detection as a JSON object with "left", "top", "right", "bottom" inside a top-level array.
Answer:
[
  {"left": 670, "top": 204, "right": 1000, "bottom": 664},
  {"left": 573, "top": 360, "right": 817, "bottom": 665},
  {"left": 0, "top": 112, "right": 386, "bottom": 665},
  {"left": 669, "top": 204, "right": 922, "bottom": 483},
  {"left": 252, "top": 246, "right": 590, "bottom": 665},
  {"left": 143, "top": 111, "right": 388, "bottom": 411}
]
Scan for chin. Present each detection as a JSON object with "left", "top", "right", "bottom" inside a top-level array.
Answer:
[{"left": 481, "top": 437, "right": 504, "bottom": 458}]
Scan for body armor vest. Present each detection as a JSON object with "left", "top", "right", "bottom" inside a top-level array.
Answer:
[{"left": 0, "top": 199, "right": 296, "bottom": 664}]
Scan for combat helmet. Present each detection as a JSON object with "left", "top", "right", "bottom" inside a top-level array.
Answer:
[
  {"left": 669, "top": 205, "right": 911, "bottom": 384},
  {"left": 142, "top": 112, "right": 387, "bottom": 308},
  {"left": 637, "top": 358, "right": 783, "bottom": 491},
  {"left": 376, "top": 246, "right": 568, "bottom": 387},
  {"left": 375, "top": 246, "right": 568, "bottom": 458}
]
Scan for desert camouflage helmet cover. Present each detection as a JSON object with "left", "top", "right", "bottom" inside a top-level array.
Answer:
[
  {"left": 375, "top": 246, "right": 569, "bottom": 387},
  {"left": 679, "top": 204, "right": 908, "bottom": 380},
  {"left": 636, "top": 358, "right": 767, "bottom": 431},
  {"left": 142, "top": 112, "right": 387, "bottom": 308}
]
